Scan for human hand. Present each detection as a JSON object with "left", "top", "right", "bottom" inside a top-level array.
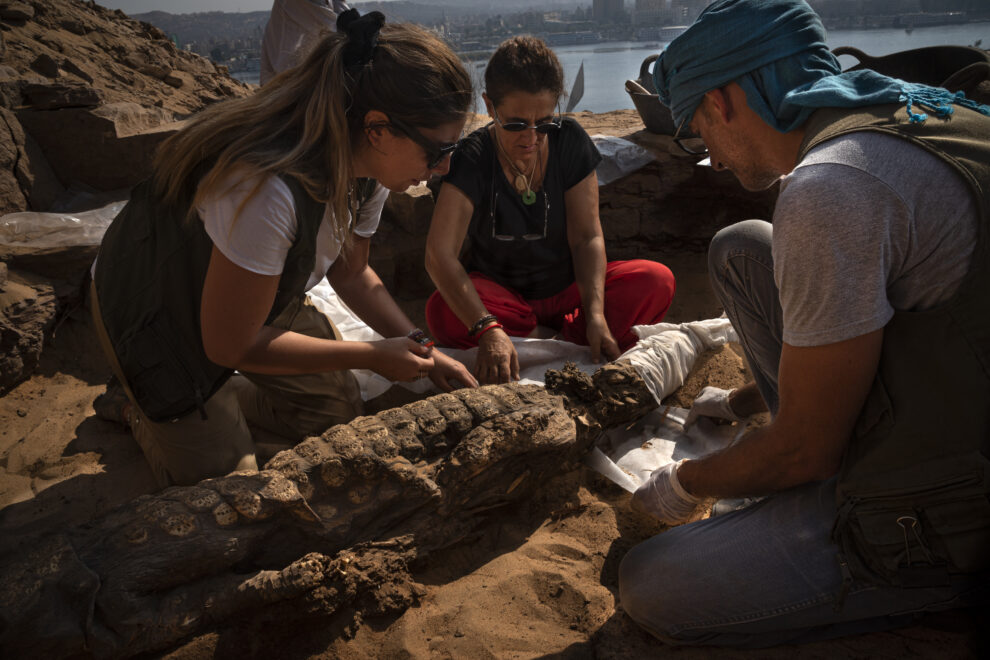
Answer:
[
  {"left": 475, "top": 328, "right": 519, "bottom": 384},
  {"left": 429, "top": 351, "right": 479, "bottom": 391},
  {"left": 631, "top": 459, "right": 710, "bottom": 526},
  {"left": 683, "top": 386, "right": 745, "bottom": 430},
  {"left": 369, "top": 337, "right": 435, "bottom": 382},
  {"left": 585, "top": 314, "right": 621, "bottom": 363}
]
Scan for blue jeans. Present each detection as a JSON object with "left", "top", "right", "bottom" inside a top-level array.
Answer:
[{"left": 618, "top": 221, "right": 986, "bottom": 647}]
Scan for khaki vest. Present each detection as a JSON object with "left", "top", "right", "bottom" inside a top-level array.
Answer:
[
  {"left": 796, "top": 104, "right": 990, "bottom": 589},
  {"left": 95, "top": 170, "right": 375, "bottom": 422}
]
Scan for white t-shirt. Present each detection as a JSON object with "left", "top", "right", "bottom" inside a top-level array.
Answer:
[
  {"left": 773, "top": 130, "right": 977, "bottom": 347},
  {"left": 260, "top": 0, "right": 349, "bottom": 85},
  {"left": 196, "top": 166, "right": 386, "bottom": 290}
]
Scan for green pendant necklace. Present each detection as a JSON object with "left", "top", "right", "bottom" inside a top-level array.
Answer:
[{"left": 496, "top": 132, "right": 541, "bottom": 206}]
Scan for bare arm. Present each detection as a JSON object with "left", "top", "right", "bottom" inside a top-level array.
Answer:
[
  {"left": 332, "top": 235, "right": 477, "bottom": 390},
  {"left": 678, "top": 329, "right": 884, "bottom": 498},
  {"left": 565, "top": 171, "right": 619, "bottom": 362},
  {"left": 200, "top": 246, "right": 382, "bottom": 375},
  {"left": 425, "top": 182, "right": 518, "bottom": 384}
]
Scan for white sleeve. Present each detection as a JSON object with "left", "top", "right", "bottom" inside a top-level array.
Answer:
[
  {"left": 352, "top": 182, "right": 388, "bottom": 238},
  {"left": 197, "top": 169, "right": 297, "bottom": 276}
]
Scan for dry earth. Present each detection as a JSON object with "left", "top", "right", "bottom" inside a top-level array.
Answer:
[
  {"left": 1, "top": 265, "right": 986, "bottom": 658},
  {"left": 1, "top": 1, "right": 988, "bottom": 657}
]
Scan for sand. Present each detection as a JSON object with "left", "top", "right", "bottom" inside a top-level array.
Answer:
[{"left": 0, "top": 248, "right": 983, "bottom": 658}]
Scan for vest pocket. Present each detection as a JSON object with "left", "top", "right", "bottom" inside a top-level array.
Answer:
[
  {"left": 925, "top": 496, "right": 990, "bottom": 573},
  {"left": 121, "top": 314, "right": 211, "bottom": 422},
  {"left": 835, "top": 473, "right": 988, "bottom": 586}
]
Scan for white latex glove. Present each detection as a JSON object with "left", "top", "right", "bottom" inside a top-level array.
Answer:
[
  {"left": 683, "top": 386, "right": 746, "bottom": 430},
  {"left": 632, "top": 459, "right": 711, "bottom": 526}
]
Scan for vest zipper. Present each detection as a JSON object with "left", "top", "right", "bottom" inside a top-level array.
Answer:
[
  {"left": 833, "top": 551, "right": 854, "bottom": 612},
  {"left": 194, "top": 385, "right": 208, "bottom": 421}
]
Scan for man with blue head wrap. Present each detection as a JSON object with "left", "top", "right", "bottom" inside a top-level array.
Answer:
[{"left": 619, "top": 0, "right": 990, "bottom": 648}]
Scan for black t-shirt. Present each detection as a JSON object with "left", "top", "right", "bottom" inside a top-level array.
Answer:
[{"left": 442, "top": 117, "right": 603, "bottom": 299}]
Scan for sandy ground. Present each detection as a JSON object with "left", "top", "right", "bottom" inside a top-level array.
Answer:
[{"left": 0, "top": 247, "right": 984, "bottom": 658}]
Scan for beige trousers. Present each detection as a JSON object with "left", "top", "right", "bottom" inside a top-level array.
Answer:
[{"left": 90, "top": 282, "right": 363, "bottom": 487}]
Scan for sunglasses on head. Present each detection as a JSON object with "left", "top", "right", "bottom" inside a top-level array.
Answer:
[
  {"left": 492, "top": 107, "right": 561, "bottom": 134},
  {"left": 387, "top": 115, "right": 460, "bottom": 169}
]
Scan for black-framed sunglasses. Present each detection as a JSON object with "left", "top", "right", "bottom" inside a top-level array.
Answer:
[
  {"left": 673, "top": 115, "right": 708, "bottom": 156},
  {"left": 387, "top": 115, "right": 460, "bottom": 169},
  {"left": 674, "top": 136, "right": 708, "bottom": 156},
  {"left": 490, "top": 190, "right": 550, "bottom": 241},
  {"left": 491, "top": 107, "right": 561, "bottom": 134}
]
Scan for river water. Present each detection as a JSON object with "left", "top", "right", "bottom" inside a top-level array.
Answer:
[
  {"left": 542, "top": 22, "right": 990, "bottom": 114},
  {"left": 232, "top": 22, "right": 989, "bottom": 113}
]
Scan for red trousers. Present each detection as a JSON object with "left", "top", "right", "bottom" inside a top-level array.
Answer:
[{"left": 426, "top": 259, "right": 676, "bottom": 351}]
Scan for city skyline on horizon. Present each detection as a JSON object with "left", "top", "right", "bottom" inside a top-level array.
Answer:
[{"left": 97, "top": 0, "right": 591, "bottom": 18}]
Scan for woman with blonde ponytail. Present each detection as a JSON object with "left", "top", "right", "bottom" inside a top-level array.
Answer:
[{"left": 90, "top": 9, "right": 476, "bottom": 488}]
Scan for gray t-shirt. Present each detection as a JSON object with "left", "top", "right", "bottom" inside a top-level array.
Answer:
[{"left": 773, "top": 130, "right": 977, "bottom": 347}]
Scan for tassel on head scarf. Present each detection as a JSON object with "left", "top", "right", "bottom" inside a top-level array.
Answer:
[{"left": 653, "top": 0, "right": 990, "bottom": 132}]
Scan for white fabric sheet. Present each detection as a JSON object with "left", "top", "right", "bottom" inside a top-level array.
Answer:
[{"left": 308, "top": 281, "right": 743, "bottom": 492}]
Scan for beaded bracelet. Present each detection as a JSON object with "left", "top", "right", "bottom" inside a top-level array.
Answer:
[
  {"left": 406, "top": 328, "right": 435, "bottom": 348},
  {"left": 469, "top": 313, "right": 498, "bottom": 336},
  {"left": 477, "top": 322, "right": 504, "bottom": 340}
]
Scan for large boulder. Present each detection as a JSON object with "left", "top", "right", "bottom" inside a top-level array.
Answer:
[
  {"left": 0, "top": 0, "right": 252, "bottom": 213},
  {"left": 0, "top": 264, "right": 55, "bottom": 395},
  {"left": 16, "top": 102, "right": 181, "bottom": 192}
]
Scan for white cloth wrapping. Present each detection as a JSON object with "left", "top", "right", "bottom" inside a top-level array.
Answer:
[
  {"left": 621, "top": 317, "right": 739, "bottom": 406},
  {"left": 308, "top": 281, "right": 745, "bottom": 501}
]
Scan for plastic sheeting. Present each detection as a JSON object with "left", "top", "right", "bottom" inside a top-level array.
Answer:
[
  {"left": 591, "top": 134, "right": 655, "bottom": 186},
  {"left": 0, "top": 201, "right": 125, "bottom": 249},
  {"left": 309, "top": 284, "right": 746, "bottom": 501},
  {"left": 306, "top": 280, "right": 607, "bottom": 401}
]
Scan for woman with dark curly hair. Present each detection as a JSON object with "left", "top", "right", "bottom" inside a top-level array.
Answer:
[{"left": 426, "top": 36, "right": 676, "bottom": 384}]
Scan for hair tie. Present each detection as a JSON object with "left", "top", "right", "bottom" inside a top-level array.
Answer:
[{"left": 337, "top": 9, "right": 385, "bottom": 67}]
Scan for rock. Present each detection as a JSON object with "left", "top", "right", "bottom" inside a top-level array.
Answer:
[
  {"left": 20, "top": 81, "right": 103, "bottom": 109},
  {"left": 138, "top": 63, "right": 170, "bottom": 80},
  {"left": 0, "top": 2, "right": 34, "bottom": 22},
  {"left": 0, "top": 0, "right": 251, "bottom": 213},
  {"left": 601, "top": 206, "right": 641, "bottom": 241},
  {"left": 0, "top": 269, "right": 56, "bottom": 395},
  {"left": 58, "top": 17, "right": 87, "bottom": 35},
  {"left": 0, "top": 107, "right": 63, "bottom": 212},
  {"left": 0, "top": 110, "right": 29, "bottom": 214},
  {"left": 163, "top": 71, "right": 187, "bottom": 89},
  {"left": 16, "top": 102, "right": 178, "bottom": 192},
  {"left": 58, "top": 58, "right": 93, "bottom": 84},
  {"left": 370, "top": 184, "right": 436, "bottom": 299},
  {"left": 29, "top": 53, "right": 59, "bottom": 78}
]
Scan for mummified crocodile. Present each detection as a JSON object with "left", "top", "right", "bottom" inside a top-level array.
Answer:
[{"left": 0, "top": 361, "right": 655, "bottom": 658}]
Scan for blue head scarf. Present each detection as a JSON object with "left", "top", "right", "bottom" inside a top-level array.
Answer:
[{"left": 654, "top": 0, "right": 990, "bottom": 133}]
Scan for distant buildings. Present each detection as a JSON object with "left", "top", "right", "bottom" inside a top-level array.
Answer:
[
  {"left": 593, "top": 0, "right": 625, "bottom": 23},
  {"left": 633, "top": 0, "right": 710, "bottom": 26}
]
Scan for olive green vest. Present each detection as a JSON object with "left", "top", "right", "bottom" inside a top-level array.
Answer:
[
  {"left": 797, "top": 104, "right": 990, "bottom": 589},
  {"left": 95, "top": 171, "right": 376, "bottom": 422}
]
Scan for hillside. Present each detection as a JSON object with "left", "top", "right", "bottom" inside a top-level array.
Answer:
[{"left": 0, "top": 0, "right": 251, "bottom": 214}]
